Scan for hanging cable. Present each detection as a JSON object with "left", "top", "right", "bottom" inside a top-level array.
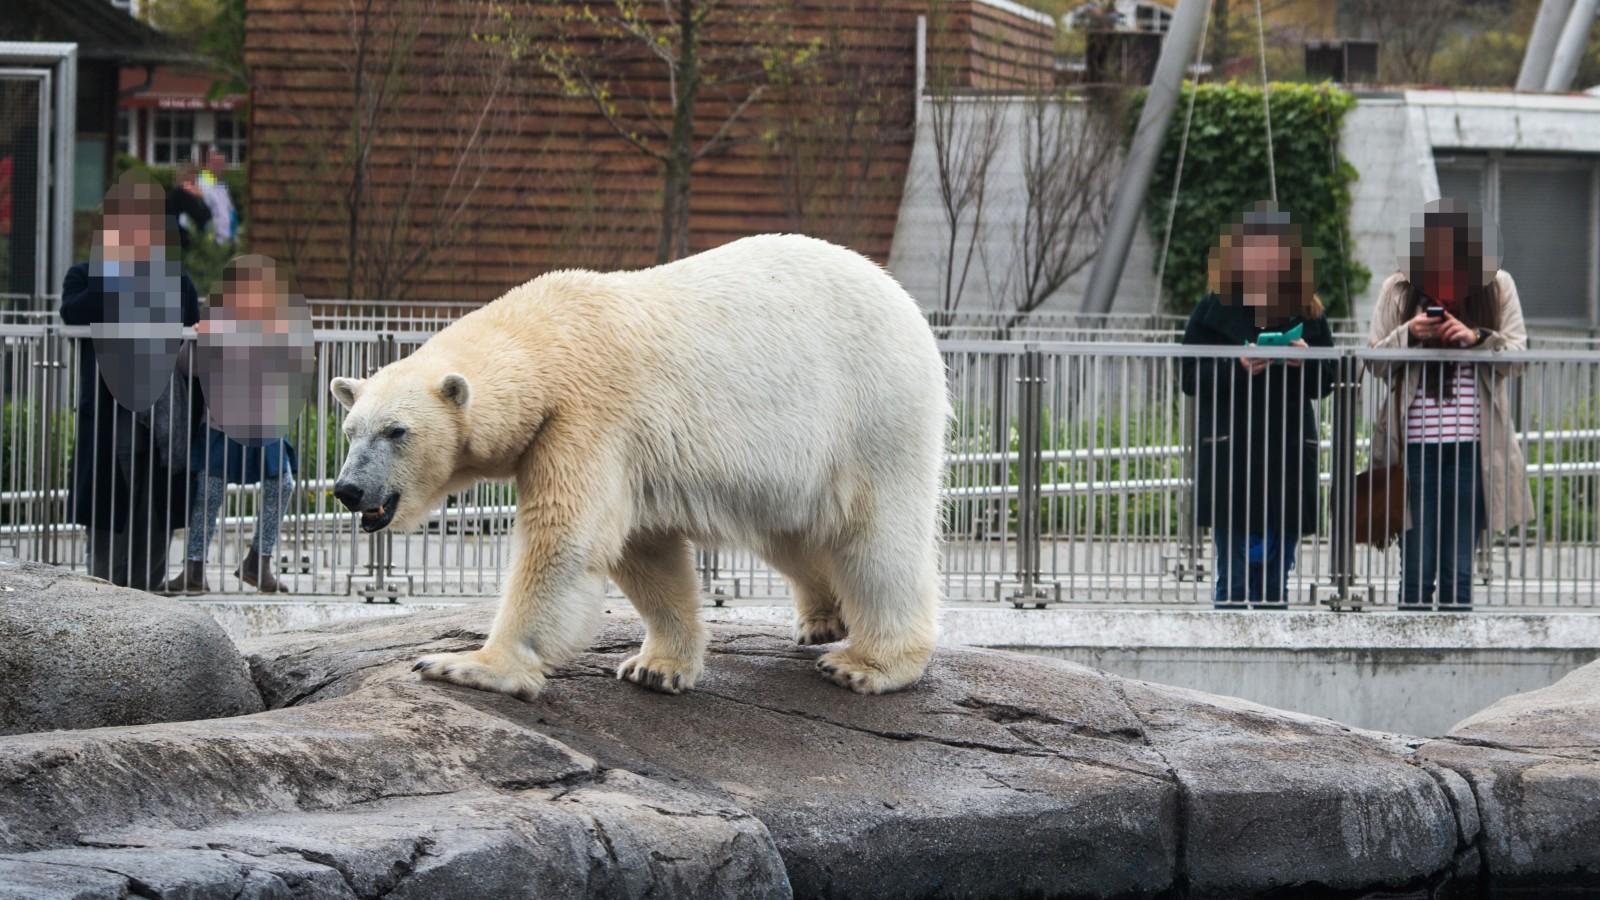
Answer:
[
  {"left": 1151, "top": 3, "right": 1213, "bottom": 314},
  {"left": 1254, "top": 0, "right": 1277, "bottom": 204}
]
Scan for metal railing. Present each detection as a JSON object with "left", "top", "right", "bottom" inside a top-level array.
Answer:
[{"left": 2, "top": 320, "right": 1598, "bottom": 610}]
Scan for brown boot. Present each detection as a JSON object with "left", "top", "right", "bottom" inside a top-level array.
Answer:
[
  {"left": 158, "top": 560, "right": 210, "bottom": 595},
  {"left": 236, "top": 549, "right": 288, "bottom": 593}
]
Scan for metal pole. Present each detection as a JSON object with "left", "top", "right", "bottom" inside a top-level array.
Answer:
[
  {"left": 1082, "top": 0, "right": 1209, "bottom": 315},
  {"left": 1518, "top": 0, "right": 1575, "bottom": 91},
  {"left": 1326, "top": 352, "right": 1360, "bottom": 609},
  {"left": 1545, "top": 0, "right": 1598, "bottom": 92}
]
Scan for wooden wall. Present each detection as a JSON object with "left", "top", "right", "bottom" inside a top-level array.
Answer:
[{"left": 245, "top": 0, "right": 1055, "bottom": 303}]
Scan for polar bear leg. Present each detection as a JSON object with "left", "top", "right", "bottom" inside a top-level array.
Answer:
[
  {"left": 416, "top": 462, "right": 610, "bottom": 701},
  {"left": 759, "top": 535, "right": 847, "bottom": 646},
  {"left": 611, "top": 531, "right": 706, "bottom": 694},
  {"left": 815, "top": 503, "right": 939, "bottom": 695}
]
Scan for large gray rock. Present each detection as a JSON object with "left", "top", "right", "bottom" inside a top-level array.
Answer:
[
  {"left": 0, "top": 559, "right": 261, "bottom": 734},
  {"left": 234, "top": 608, "right": 1475, "bottom": 898},
  {"left": 6, "top": 597, "right": 1592, "bottom": 898},
  {"left": 1419, "top": 657, "right": 1600, "bottom": 897}
]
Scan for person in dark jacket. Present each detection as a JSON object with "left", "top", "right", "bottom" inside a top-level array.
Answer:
[
  {"left": 167, "top": 164, "right": 213, "bottom": 255},
  {"left": 61, "top": 176, "right": 203, "bottom": 591},
  {"left": 1180, "top": 207, "right": 1337, "bottom": 608}
]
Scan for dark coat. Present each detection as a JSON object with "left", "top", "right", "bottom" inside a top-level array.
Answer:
[
  {"left": 1180, "top": 295, "right": 1337, "bottom": 538},
  {"left": 61, "top": 261, "right": 202, "bottom": 533}
]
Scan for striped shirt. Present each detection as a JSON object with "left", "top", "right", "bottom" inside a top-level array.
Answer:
[{"left": 1407, "top": 363, "right": 1481, "bottom": 443}]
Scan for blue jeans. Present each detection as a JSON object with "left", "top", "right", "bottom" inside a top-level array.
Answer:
[
  {"left": 1401, "top": 442, "right": 1483, "bottom": 608},
  {"left": 1214, "top": 529, "right": 1297, "bottom": 606}
]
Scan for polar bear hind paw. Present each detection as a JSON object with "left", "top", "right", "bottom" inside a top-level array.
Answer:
[
  {"left": 617, "top": 651, "right": 702, "bottom": 695},
  {"left": 413, "top": 648, "right": 546, "bottom": 702},
  {"left": 816, "top": 647, "right": 924, "bottom": 695},
  {"left": 794, "top": 613, "right": 849, "bottom": 646}
]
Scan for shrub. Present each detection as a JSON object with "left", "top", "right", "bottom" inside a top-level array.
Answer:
[{"left": 1138, "top": 82, "right": 1369, "bottom": 319}]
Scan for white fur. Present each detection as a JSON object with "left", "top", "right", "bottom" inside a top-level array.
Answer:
[{"left": 335, "top": 234, "right": 950, "bottom": 699}]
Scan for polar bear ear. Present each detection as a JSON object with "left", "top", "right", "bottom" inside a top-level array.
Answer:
[
  {"left": 438, "top": 373, "right": 471, "bottom": 410},
  {"left": 329, "top": 377, "right": 362, "bottom": 410}
]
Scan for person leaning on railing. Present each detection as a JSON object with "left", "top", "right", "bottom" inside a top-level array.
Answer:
[
  {"left": 1180, "top": 206, "right": 1337, "bottom": 609},
  {"left": 158, "top": 255, "right": 301, "bottom": 595},
  {"left": 1366, "top": 199, "right": 1534, "bottom": 611},
  {"left": 60, "top": 175, "right": 203, "bottom": 591}
]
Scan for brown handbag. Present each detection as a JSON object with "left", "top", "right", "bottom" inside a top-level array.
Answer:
[{"left": 1353, "top": 464, "right": 1407, "bottom": 547}]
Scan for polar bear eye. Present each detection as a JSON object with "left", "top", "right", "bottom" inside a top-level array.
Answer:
[{"left": 384, "top": 425, "right": 408, "bottom": 441}]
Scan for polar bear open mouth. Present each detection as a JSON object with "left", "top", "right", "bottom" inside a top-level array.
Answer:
[{"left": 358, "top": 491, "right": 401, "bottom": 533}]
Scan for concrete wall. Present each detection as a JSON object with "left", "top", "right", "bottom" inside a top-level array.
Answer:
[
  {"left": 890, "top": 88, "right": 1600, "bottom": 326},
  {"left": 1342, "top": 89, "right": 1600, "bottom": 325},
  {"left": 1341, "top": 97, "right": 1437, "bottom": 324},
  {"left": 888, "top": 96, "right": 1162, "bottom": 317}
]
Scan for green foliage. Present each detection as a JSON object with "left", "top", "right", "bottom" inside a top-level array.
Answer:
[
  {"left": 1523, "top": 398, "right": 1600, "bottom": 541},
  {"left": 1139, "top": 81, "right": 1369, "bottom": 319},
  {"left": 0, "top": 402, "right": 74, "bottom": 523},
  {"left": 141, "top": 0, "right": 248, "bottom": 98}
]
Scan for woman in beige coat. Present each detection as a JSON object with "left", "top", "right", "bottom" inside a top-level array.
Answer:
[{"left": 1367, "top": 201, "right": 1534, "bottom": 610}]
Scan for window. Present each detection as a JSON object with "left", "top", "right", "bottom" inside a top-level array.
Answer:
[
  {"left": 213, "top": 111, "right": 247, "bottom": 165},
  {"left": 152, "top": 109, "right": 196, "bottom": 165},
  {"left": 1133, "top": 3, "right": 1172, "bottom": 33},
  {"left": 115, "top": 108, "right": 134, "bottom": 157},
  {"left": 1434, "top": 153, "right": 1599, "bottom": 327}
]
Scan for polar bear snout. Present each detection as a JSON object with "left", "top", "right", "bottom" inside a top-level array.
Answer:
[{"left": 334, "top": 440, "right": 404, "bottom": 531}]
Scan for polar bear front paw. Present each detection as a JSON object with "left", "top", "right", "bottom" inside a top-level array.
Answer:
[
  {"left": 794, "top": 613, "right": 849, "bottom": 646},
  {"left": 413, "top": 648, "right": 546, "bottom": 702},
  {"left": 816, "top": 647, "right": 925, "bottom": 695},
  {"left": 617, "top": 650, "right": 702, "bottom": 695}
]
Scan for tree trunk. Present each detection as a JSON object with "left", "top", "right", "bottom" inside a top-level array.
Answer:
[
  {"left": 656, "top": 0, "right": 700, "bottom": 264},
  {"left": 347, "top": 4, "right": 369, "bottom": 299}
]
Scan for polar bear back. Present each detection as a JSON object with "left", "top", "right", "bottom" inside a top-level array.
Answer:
[
  {"left": 436, "top": 234, "right": 948, "bottom": 545},
  {"left": 603, "top": 235, "right": 948, "bottom": 541}
]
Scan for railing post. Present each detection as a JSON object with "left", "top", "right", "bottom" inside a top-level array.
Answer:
[
  {"left": 1000, "top": 348, "right": 1060, "bottom": 608},
  {"left": 986, "top": 353, "right": 1010, "bottom": 540},
  {"left": 1173, "top": 391, "right": 1207, "bottom": 580},
  {"left": 1324, "top": 350, "right": 1366, "bottom": 610},
  {"left": 351, "top": 333, "right": 409, "bottom": 602}
]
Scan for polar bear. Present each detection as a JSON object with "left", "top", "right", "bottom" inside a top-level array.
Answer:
[{"left": 329, "top": 234, "right": 948, "bottom": 701}]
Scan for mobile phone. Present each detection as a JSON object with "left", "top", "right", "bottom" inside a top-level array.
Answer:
[
  {"left": 1254, "top": 322, "right": 1304, "bottom": 347},
  {"left": 1425, "top": 306, "right": 1445, "bottom": 319}
]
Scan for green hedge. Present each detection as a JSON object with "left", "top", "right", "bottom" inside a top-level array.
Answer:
[{"left": 1139, "top": 82, "right": 1369, "bottom": 319}]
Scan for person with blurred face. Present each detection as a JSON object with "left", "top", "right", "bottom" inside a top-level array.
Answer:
[
  {"left": 1367, "top": 200, "right": 1534, "bottom": 610},
  {"left": 160, "top": 256, "right": 302, "bottom": 594},
  {"left": 60, "top": 174, "right": 202, "bottom": 591},
  {"left": 198, "top": 146, "right": 236, "bottom": 244},
  {"left": 1180, "top": 206, "right": 1337, "bottom": 608},
  {"left": 167, "top": 163, "right": 213, "bottom": 254}
]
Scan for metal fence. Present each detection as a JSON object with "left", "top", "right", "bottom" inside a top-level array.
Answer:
[{"left": 3, "top": 321, "right": 1598, "bottom": 610}]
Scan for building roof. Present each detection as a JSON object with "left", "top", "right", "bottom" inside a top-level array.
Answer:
[
  {"left": 1, "top": 0, "right": 194, "bottom": 65},
  {"left": 119, "top": 67, "right": 243, "bottom": 110}
]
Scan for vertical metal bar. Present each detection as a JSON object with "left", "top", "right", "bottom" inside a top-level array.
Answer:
[{"left": 1327, "top": 351, "right": 1359, "bottom": 606}]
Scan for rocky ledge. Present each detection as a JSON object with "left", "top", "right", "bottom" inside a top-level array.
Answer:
[{"left": 0, "top": 574, "right": 1595, "bottom": 898}]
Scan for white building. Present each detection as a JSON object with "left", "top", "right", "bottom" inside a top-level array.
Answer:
[{"left": 889, "top": 88, "right": 1600, "bottom": 329}]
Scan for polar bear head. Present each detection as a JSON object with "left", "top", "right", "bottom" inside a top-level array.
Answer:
[{"left": 329, "top": 367, "right": 471, "bottom": 533}]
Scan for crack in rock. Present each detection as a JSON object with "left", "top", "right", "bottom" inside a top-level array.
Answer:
[
  {"left": 693, "top": 687, "right": 1171, "bottom": 784},
  {"left": 1106, "top": 676, "right": 1187, "bottom": 897}
]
